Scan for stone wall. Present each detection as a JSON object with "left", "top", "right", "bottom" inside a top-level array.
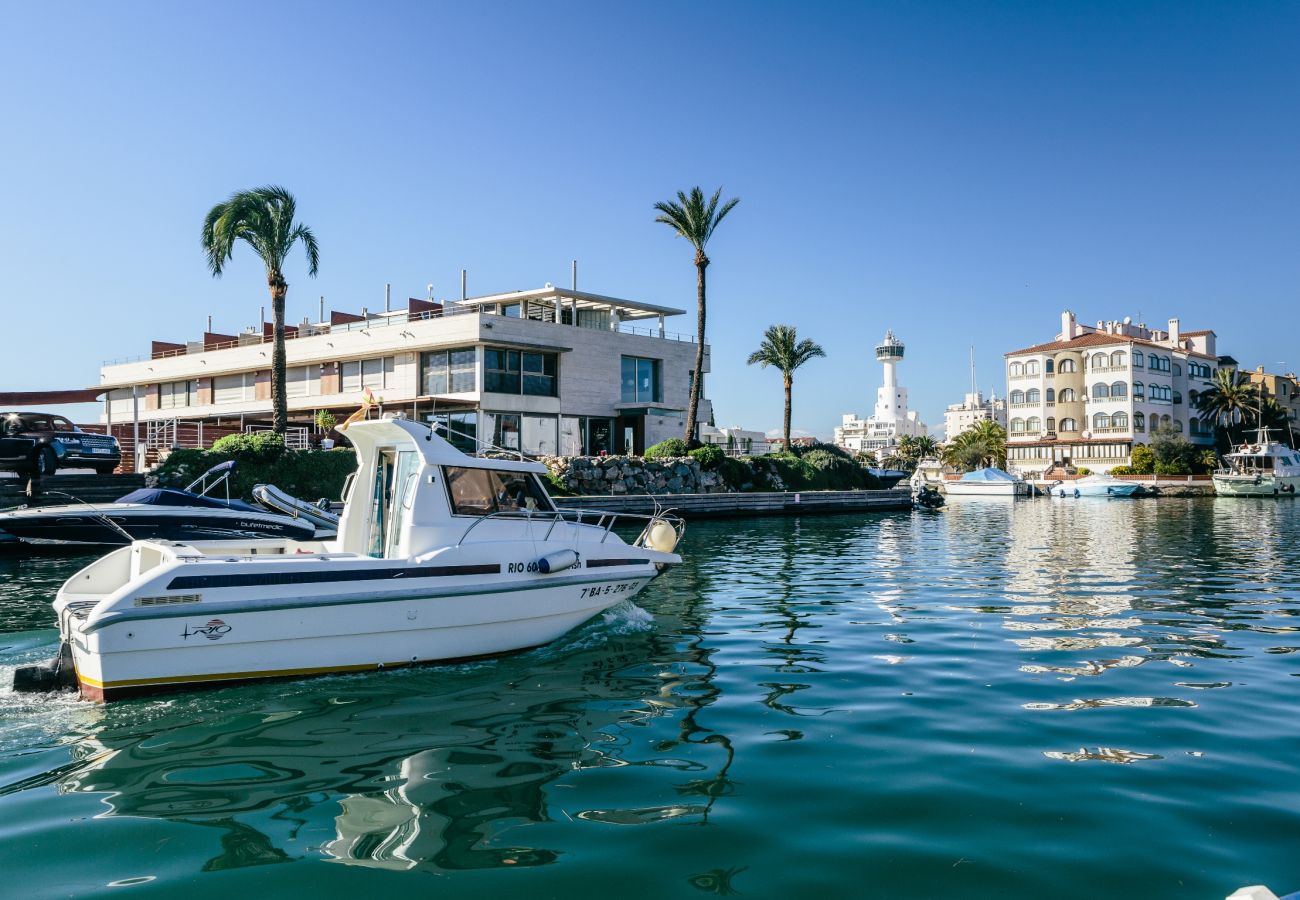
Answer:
[{"left": 542, "top": 455, "right": 731, "bottom": 495}]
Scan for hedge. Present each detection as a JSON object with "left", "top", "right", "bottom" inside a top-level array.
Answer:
[{"left": 155, "top": 446, "right": 357, "bottom": 502}]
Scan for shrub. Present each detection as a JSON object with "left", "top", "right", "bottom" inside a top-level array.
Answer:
[
  {"left": 689, "top": 444, "right": 725, "bottom": 469},
  {"left": 718, "top": 456, "right": 752, "bottom": 490},
  {"left": 1108, "top": 465, "right": 1136, "bottom": 476},
  {"left": 1154, "top": 460, "right": 1190, "bottom": 476},
  {"left": 792, "top": 441, "right": 853, "bottom": 461},
  {"left": 1075, "top": 467, "right": 1091, "bottom": 476},
  {"left": 210, "top": 431, "right": 287, "bottom": 463},
  {"left": 155, "top": 446, "right": 356, "bottom": 501},
  {"left": 645, "top": 438, "right": 689, "bottom": 459},
  {"left": 1130, "top": 445, "right": 1156, "bottom": 475},
  {"left": 544, "top": 471, "right": 573, "bottom": 496}
]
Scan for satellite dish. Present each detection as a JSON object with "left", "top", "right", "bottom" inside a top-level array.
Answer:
[{"left": 1123, "top": 316, "right": 1132, "bottom": 325}]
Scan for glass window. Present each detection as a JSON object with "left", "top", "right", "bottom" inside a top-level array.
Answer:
[
  {"left": 1173, "top": 363, "right": 1182, "bottom": 376},
  {"left": 1009, "top": 362, "right": 1023, "bottom": 376},
  {"left": 1112, "top": 412, "right": 1128, "bottom": 429},
  {"left": 1094, "top": 412, "right": 1110, "bottom": 429},
  {"left": 1026, "top": 417, "right": 1041, "bottom": 432},
  {"left": 1060, "top": 418, "right": 1077, "bottom": 432},
  {"left": 51, "top": 416, "right": 76, "bottom": 432},
  {"left": 1025, "top": 361, "right": 1039, "bottom": 375},
  {"left": 522, "top": 352, "right": 558, "bottom": 397},
  {"left": 285, "top": 366, "right": 318, "bottom": 399},
  {"left": 621, "top": 356, "right": 662, "bottom": 403},
  {"left": 1026, "top": 389, "right": 1040, "bottom": 404},
  {"left": 159, "top": 380, "right": 192, "bottom": 409},
  {"left": 493, "top": 413, "right": 522, "bottom": 450},
  {"left": 422, "top": 348, "right": 477, "bottom": 394},
  {"left": 1134, "top": 412, "right": 1145, "bottom": 431},
  {"left": 485, "top": 349, "right": 522, "bottom": 393},
  {"left": 1110, "top": 381, "right": 1127, "bottom": 397},
  {"left": 1045, "top": 359, "right": 1054, "bottom": 374},
  {"left": 502, "top": 303, "right": 522, "bottom": 318},
  {"left": 1058, "top": 359, "right": 1076, "bottom": 373},
  {"left": 1046, "top": 417, "right": 1056, "bottom": 433},
  {"left": 1010, "top": 418, "right": 1025, "bottom": 433},
  {"left": 580, "top": 417, "right": 615, "bottom": 455},
  {"left": 1046, "top": 388, "right": 1055, "bottom": 403},
  {"left": 1092, "top": 383, "right": 1109, "bottom": 399},
  {"left": 430, "top": 411, "right": 477, "bottom": 453},
  {"left": 1133, "top": 352, "right": 1144, "bottom": 368},
  {"left": 1059, "top": 388, "right": 1075, "bottom": 402},
  {"left": 1110, "top": 351, "right": 1126, "bottom": 367},
  {"left": 342, "top": 357, "right": 393, "bottom": 393},
  {"left": 1010, "top": 390, "right": 1025, "bottom": 404},
  {"left": 1092, "top": 353, "right": 1107, "bottom": 368},
  {"left": 443, "top": 466, "right": 555, "bottom": 516},
  {"left": 1133, "top": 382, "right": 1145, "bottom": 399}
]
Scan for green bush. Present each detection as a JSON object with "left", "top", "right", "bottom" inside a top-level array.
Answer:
[
  {"left": 1108, "top": 465, "right": 1137, "bottom": 475},
  {"left": 1154, "top": 460, "right": 1190, "bottom": 476},
  {"left": 644, "top": 438, "right": 689, "bottom": 459},
  {"left": 1075, "top": 467, "right": 1091, "bottom": 476},
  {"left": 718, "top": 456, "right": 752, "bottom": 490},
  {"left": 210, "top": 431, "right": 288, "bottom": 463},
  {"left": 1130, "top": 445, "right": 1156, "bottom": 474},
  {"left": 688, "top": 444, "right": 725, "bottom": 469},
  {"left": 544, "top": 470, "right": 573, "bottom": 496},
  {"left": 792, "top": 441, "right": 853, "bottom": 461},
  {"left": 156, "top": 446, "right": 357, "bottom": 501}
]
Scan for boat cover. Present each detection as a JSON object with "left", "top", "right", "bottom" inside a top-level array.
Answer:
[
  {"left": 958, "top": 467, "right": 1019, "bottom": 482},
  {"left": 114, "top": 488, "right": 262, "bottom": 513}
]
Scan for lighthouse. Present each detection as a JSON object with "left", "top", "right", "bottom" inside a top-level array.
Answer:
[
  {"left": 832, "top": 328, "right": 929, "bottom": 454},
  {"left": 873, "top": 330, "right": 908, "bottom": 424}
]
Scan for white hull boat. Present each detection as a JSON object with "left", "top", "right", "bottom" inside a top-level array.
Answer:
[
  {"left": 16, "top": 417, "right": 682, "bottom": 701},
  {"left": 1052, "top": 474, "right": 1144, "bottom": 498},
  {"left": 1213, "top": 431, "right": 1300, "bottom": 498},
  {"left": 942, "top": 467, "right": 1029, "bottom": 497}
]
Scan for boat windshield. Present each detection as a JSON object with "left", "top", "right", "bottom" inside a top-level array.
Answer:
[{"left": 444, "top": 467, "right": 555, "bottom": 516}]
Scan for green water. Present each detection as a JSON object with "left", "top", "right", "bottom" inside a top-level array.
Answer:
[{"left": 2, "top": 498, "right": 1299, "bottom": 898}]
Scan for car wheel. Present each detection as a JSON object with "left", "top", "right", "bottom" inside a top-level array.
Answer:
[{"left": 31, "top": 447, "right": 57, "bottom": 479}]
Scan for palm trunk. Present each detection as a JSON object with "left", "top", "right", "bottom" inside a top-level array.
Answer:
[
  {"left": 684, "top": 253, "right": 708, "bottom": 445},
  {"left": 270, "top": 278, "right": 288, "bottom": 434},
  {"left": 783, "top": 375, "right": 792, "bottom": 452}
]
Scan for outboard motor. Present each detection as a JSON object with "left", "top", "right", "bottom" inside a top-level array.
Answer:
[
  {"left": 12, "top": 640, "right": 76, "bottom": 694},
  {"left": 914, "top": 485, "right": 944, "bottom": 509}
]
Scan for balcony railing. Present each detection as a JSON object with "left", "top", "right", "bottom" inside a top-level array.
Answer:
[{"left": 104, "top": 306, "right": 696, "bottom": 366}]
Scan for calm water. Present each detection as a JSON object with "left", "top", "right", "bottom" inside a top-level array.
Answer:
[{"left": 2, "top": 499, "right": 1299, "bottom": 898}]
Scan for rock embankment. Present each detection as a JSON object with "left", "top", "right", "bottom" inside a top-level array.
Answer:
[{"left": 541, "top": 456, "right": 731, "bottom": 495}]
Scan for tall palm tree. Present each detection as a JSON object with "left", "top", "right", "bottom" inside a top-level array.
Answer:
[
  {"left": 1195, "top": 368, "right": 1256, "bottom": 443},
  {"left": 746, "top": 324, "right": 826, "bottom": 451},
  {"left": 202, "top": 186, "right": 319, "bottom": 434},
  {"left": 942, "top": 420, "right": 1007, "bottom": 472},
  {"left": 911, "top": 435, "right": 939, "bottom": 459},
  {"left": 654, "top": 186, "right": 739, "bottom": 445}
]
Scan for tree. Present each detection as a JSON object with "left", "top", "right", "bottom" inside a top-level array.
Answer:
[
  {"left": 940, "top": 420, "right": 1007, "bottom": 472},
  {"left": 1195, "top": 368, "right": 1256, "bottom": 445},
  {"left": 654, "top": 186, "right": 739, "bottom": 445},
  {"left": 203, "top": 186, "right": 319, "bottom": 433},
  {"left": 1130, "top": 445, "right": 1156, "bottom": 474},
  {"left": 746, "top": 324, "right": 826, "bottom": 452},
  {"left": 1150, "top": 424, "right": 1195, "bottom": 475}
]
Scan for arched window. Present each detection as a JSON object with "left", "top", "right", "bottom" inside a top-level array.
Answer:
[
  {"left": 1110, "top": 351, "right": 1126, "bottom": 367},
  {"left": 1045, "top": 359, "right": 1054, "bottom": 374},
  {"left": 1133, "top": 412, "right": 1145, "bottom": 432},
  {"left": 1162, "top": 414, "right": 1173, "bottom": 427},
  {"left": 1092, "top": 353, "right": 1108, "bottom": 369},
  {"left": 1132, "top": 381, "right": 1145, "bottom": 399},
  {"left": 1010, "top": 389, "right": 1025, "bottom": 404},
  {"left": 1010, "top": 418, "right": 1025, "bottom": 433},
  {"left": 1133, "top": 352, "right": 1144, "bottom": 368},
  {"left": 1046, "top": 388, "right": 1055, "bottom": 403},
  {"left": 1189, "top": 389, "right": 1199, "bottom": 405},
  {"left": 1110, "top": 381, "right": 1127, "bottom": 398},
  {"left": 1173, "top": 391, "right": 1182, "bottom": 404},
  {"left": 1026, "top": 417, "right": 1041, "bottom": 432},
  {"left": 1010, "top": 362, "right": 1023, "bottom": 376},
  {"left": 1059, "top": 388, "right": 1076, "bottom": 402},
  {"left": 1026, "top": 389, "right": 1040, "bottom": 404},
  {"left": 1173, "top": 363, "right": 1182, "bottom": 376},
  {"left": 1092, "top": 383, "right": 1110, "bottom": 399},
  {"left": 1112, "top": 412, "right": 1129, "bottom": 429},
  {"left": 1058, "top": 359, "right": 1077, "bottom": 373},
  {"left": 1025, "top": 360, "right": 1039, "bottom": 375},
  {"left": 1059, "top": 418, "right": 1077, "bottom": 432},
  {"left": 1094, "top": 412, "right": 1110, "bottom": 429},
  {"left": 1174, "top": 419, "right": 1184, "bottom": 432},
  {"left": 1046, "top": 417, "right": 1056, "bottom": 433}
]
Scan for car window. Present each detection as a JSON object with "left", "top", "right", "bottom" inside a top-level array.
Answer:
[
  {"left": 21, "top": 415, "right": 51, "bottom": 431},
  {"left": 52, "top": 417, "right": 76, "bottom": 432}
]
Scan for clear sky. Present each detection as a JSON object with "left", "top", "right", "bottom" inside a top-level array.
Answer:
[{"left": 1, "top": 1, "right": 1297, "bottom": 436}]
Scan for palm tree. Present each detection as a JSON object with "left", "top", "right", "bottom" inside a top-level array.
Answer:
[
  {"left": 654, "top": 186, "right": 739, "bottom": 445},
  {"left": 202, "top": 186, "right": 319, "bottom": 434},
  {"left": 746, "top": 325, "right": 826, "bottom": 452},
  {"left": 941, "top": 420, "right": 1007, "bottom": 472},
  {"left": 1195, "top": 368, "right": 1256, "bottom": 443}
]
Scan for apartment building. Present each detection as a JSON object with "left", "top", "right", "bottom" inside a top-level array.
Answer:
[
  {"left": 1242, "top": 365, "right": 1300, "bottom": 427},
  {"left": 943, "top": 391, "right": 1007, "bottom": 440},
  {"left": 1004, "top": 311, "right": 1220, "bottom": 476},
  {"left": 98, "top": 286, "right": 710, "bottom": 460}
]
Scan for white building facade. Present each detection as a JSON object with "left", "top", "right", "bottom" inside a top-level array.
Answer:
[
  {"left": 943, "top": 391, "right": 1007, "bottom": 440},
  {"left": 98, "top": 286, "right": 710, "bottom": 460},
  {"left": 834, "top": 330, "right": 929, "bottom": 454},
  {"left": 699, "top": 425, "right": 770, "bottom": 456},
  {"left": 1004, "top": 311, "right": 1219, "bottom": 476}
]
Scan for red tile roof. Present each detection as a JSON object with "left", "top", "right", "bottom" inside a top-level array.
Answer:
[{"left": 1005, "top": 330, "right": 1214, "bottom": 359}]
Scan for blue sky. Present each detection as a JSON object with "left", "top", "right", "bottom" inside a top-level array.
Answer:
[{"left": 1, "top": 2, "right": 1297, "bottom": 436}]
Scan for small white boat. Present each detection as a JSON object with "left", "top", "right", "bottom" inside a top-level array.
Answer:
[
  {"left": 1213, "top": 430, "right": 1300, "bottom": 498},
  {"left": 942, "top": 466, "right": 1029, "bottom": 497},
  {"left": 15, "top": 416, "right": 683, "bottom": 701},
  {"left": 1052, "top": 474, "right": 1144, "bottom": 498}
]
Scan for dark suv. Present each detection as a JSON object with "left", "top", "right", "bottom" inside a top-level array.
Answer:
[{"left": 0, "top": 412, "right": 122, "bottom": 477}]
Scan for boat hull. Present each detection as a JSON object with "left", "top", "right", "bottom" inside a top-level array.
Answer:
[
  {"left": 943, "top": 483, "right": 1028, "bottom": 497},
  {"left": 69, "top": 571, "right": 655, "bottom": 701},
  {"left": 1213, "top": 474, "right": 1300, "bottom": 497},
  {"left": 0, "top": 505, "right": 318, "bottom": 546},
  {"left": 1055, "top": 482, "right": 1144, "bottom": 498}
]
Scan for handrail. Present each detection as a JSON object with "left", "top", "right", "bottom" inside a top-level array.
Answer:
[{"left": 455, "top": 506, "right": 683, "bottom": 549}]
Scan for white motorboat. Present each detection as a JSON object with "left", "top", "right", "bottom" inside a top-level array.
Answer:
[
  {"left": 14, "top": 416, "right": 683, "bottom": 701},
  {"left": 1213, "top": 430, "right": 1300, "bottom": 497},
  {"left": 942, "top": 466, "right": 1029, "bottom": 497},
  {"left": 1051, "top": 474, "right": 1144, "bottom": 498}
]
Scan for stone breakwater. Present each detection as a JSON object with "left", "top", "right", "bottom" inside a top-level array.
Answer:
[{"left": 542, "top": 456, "right": 729, "bottom": 495}]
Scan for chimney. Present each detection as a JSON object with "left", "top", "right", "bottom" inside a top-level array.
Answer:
[
  {"left": 1168, "top": 318, "right": 1180, "bottom": 345},
  {"left": 1060, "top": 310, "right": 1076, "bottom": 341}
]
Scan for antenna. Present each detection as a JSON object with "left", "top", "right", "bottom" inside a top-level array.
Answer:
[{"left": 969, "top": 346, "right": 977, "bottom": 395}]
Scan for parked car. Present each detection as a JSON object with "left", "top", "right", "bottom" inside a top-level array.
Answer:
[{"left": 0, "top": 412, "right": 122, "bottom": 476}]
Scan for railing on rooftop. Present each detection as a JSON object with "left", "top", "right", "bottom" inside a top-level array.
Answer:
[{"left": 103, "top": 305, "right": 696, "bottom": 366}]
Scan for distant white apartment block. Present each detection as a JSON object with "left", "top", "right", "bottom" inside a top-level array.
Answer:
[
  {"left": 943, "top": 391, "right": 1007, "bottom": 440},
  {"left": 700, "top": 425, "right": 770, "bottom": 456},
  {"left": 834, "top": 330, "right": 929, "bottom": 453},
  {"left": 1004, "top": 310, "right": 1220, "bottom": 476},
  {"left": 98, "top": 286, "right": 711, "bottom": 458}
]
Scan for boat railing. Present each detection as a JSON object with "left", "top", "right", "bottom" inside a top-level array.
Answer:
[{"left": 455, "top": 506, "right": 684, "bottom": 549}]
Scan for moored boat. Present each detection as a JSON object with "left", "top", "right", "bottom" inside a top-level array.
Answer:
[
  {"left": 1052, "top": 473, "right": 1144, "bottom": 498},
  {"left": 1213, "top": 431, "right": 1300, "bottom": 498},
  {"left": 14, "top": 416, "right": 683, "bottom": 701},
  {"left": 942, "top": 466, "right": 1029, "bottom": 497}
]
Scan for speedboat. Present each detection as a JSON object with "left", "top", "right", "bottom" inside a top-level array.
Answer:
[
  {"left": 1052, "top": 474, "right": 1144, "bottom": 498},
  {"left": 14, "top": 416, "right": 683, "bottom": 701},
  {"left": 942, "top": 466, "right": 1029, "bottom": 497},
  {"left": 0, "top": 461, "right": 330, "bottom": 547},
  {"left": 1213, "top": 428, "right": 1300, "bottom": 497}
]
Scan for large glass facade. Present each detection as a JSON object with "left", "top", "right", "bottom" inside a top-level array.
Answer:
[
  {"left": 484, "top": 348, "right": 558, "bottom": 396},
  {"left": 485, "top": 412, "right": 560, "bottom": 456},
  {"left": 620, "top": 356, "right": 661, "bottom": 403}
]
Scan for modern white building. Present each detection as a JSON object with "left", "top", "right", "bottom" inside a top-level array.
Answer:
[
  {"left": 1004, "top": 310, "right": 1219, "bottom": 476},
  {"left": 944, "top": 391, "right": 1007, "bottom": 440},
  {"left": 834, "top": 330, "right": 929, "bottom": 454},
  {"left": 98, "top": 285, "right": 711, "bottom": 461},
  {"left": 699, "top": 425, "right": 770, "bottom": 456}
]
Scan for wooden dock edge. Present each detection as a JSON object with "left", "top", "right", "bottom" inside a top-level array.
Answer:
[{"left": 553, "top": 488, "right": 913, "bottom": 519}]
